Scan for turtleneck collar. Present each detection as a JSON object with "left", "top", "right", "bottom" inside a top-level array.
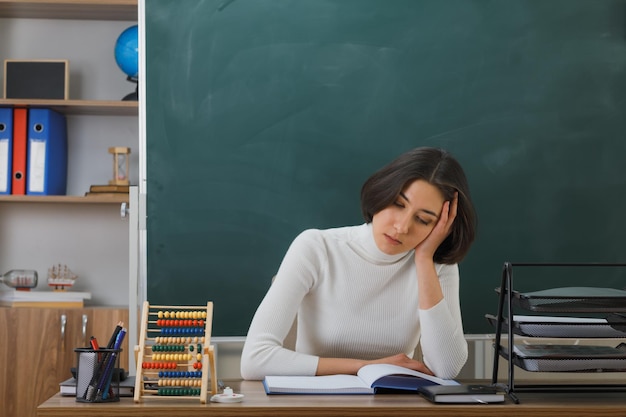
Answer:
[{"left": 351, "top": 223, "right": 413, "bottom": 264}]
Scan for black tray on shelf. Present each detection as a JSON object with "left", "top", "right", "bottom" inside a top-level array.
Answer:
[
  {"left": 498, "top": 343, "right": 626, "bottom": 373},
  {"left": 485, "top": 313, "right": 626, "bottom": 338},
  {"left": 495, "top": 286, "right": 626, "bottom": 313}
]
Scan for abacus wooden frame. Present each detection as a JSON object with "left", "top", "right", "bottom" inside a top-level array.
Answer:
[{"left": 133, "top": 301, "right": 218, "bottom": 403}]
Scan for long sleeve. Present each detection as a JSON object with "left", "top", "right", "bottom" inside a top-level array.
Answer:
[
  {"left": 418, "top": 263, "right": 468, "bottom": 379},
  {"left": 240, "top": 230, "right": 323, "bottom": 380}
]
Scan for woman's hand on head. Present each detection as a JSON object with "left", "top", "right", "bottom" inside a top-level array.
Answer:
[
  {"left": 368, "top": 353, "right": 434, "bottom": 376},
  {"left": 413, "top": 192, "right": 458, "bottom": 262}
]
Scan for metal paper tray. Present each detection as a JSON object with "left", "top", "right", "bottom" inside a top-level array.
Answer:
[{"left": 486, "top": 314, "right": 626, "bottom": 338}]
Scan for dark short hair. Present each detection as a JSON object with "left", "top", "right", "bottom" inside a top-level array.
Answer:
[{"left": 360, "top": 147, "right": 477, "bottom": 264}]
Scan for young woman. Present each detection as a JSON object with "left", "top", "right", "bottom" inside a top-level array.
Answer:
[{"left": 240, "top": 147, "right": 477, "bottom": 380}]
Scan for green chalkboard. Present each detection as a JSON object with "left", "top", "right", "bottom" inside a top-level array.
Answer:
[{"left": 145, "top": 0, "right": 626, "bottom": 336}]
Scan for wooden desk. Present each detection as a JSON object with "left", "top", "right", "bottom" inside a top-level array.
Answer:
[{"left": 37, "top": 380, "right": 626, "bottom": 417}]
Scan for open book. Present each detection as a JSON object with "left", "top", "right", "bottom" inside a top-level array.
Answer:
[{"left": 263, "top": 363, "right": 459, "bottom": 394}]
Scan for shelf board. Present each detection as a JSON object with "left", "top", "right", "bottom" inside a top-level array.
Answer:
[
  {"left": 0, "top": 0, "right": 137, "bottom": 20},
  {"left": 0, "top": 195, "right": 129, "bottom": 204},
  {"left": 0, "top": 99, "right": 138, "bottom": 116}
]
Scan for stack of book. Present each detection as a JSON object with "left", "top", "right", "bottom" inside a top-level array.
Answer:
[
  {"left": 84, "top": 184, "right": 129, "bottom": 198},
  {"left": 60, "top": 374, "right": 135, "bottom": 397},
  {"left": 0, "top": 288, "right": 91, "bottom": 308}
]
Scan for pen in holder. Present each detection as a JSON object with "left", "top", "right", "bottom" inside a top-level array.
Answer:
[{"left": 74, "top": 347, "right": 122, "bottom": 403}]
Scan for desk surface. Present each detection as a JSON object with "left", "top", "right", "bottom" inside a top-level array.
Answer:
[{"left": 37, "top": 380, "right": 626, "bottom": 417}]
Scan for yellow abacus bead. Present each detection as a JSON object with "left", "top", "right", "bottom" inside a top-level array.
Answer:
[
  {"left": 196, "top": 353, "right": 202, "bottom": 361},
  {"left": 164, "top": 311, "right": 170, "bottom": 318},
  {"left": 158, "top": 311, "right": 163, "bottom": 318}
]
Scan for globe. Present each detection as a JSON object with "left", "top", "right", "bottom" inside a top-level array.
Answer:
[{"left": 114, "top": 24, "right": 138, "bottom": 100}]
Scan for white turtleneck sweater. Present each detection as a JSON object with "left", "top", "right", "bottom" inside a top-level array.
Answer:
[{"left": 240, "top": 223, "right": 468, "bottom": 380}]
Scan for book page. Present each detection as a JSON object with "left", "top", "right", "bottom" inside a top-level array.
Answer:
[
  {"left": 263, "top": 375, "right": 373, "bottom": 394},
  {"left": 357, "top": 364, "right": 459, "bottom": 387}
]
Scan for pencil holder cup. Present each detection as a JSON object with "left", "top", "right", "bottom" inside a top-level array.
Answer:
[{"left": 74, "top": 347, "right": 122, "bottom": 403}]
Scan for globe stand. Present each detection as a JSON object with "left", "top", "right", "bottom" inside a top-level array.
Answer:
[{"left": 122, "top": 76, "right": 138, "bottom": 101}]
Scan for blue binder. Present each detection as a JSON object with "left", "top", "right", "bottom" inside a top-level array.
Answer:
[
  {"left": 0, "top": 107, "right": 13, "bottom": 195},
  {"left": 26, "top": 108, "right": 68, "bottom": 195}
]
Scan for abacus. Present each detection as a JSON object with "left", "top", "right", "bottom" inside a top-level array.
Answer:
[{"left": 133, "top": 301, "right": 218, "bottom": 403}]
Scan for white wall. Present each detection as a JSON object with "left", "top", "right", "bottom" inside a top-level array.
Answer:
[
  {"left": 1, "top": 18, "right": 136, "bottom": 101},
  {"left": 0, "top": 18, "right": 138, "bottom": 305}
]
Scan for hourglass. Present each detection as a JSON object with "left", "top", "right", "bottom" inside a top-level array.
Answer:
[{"left": 109, "top": 147, "right": 131, "bottom": 186}]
